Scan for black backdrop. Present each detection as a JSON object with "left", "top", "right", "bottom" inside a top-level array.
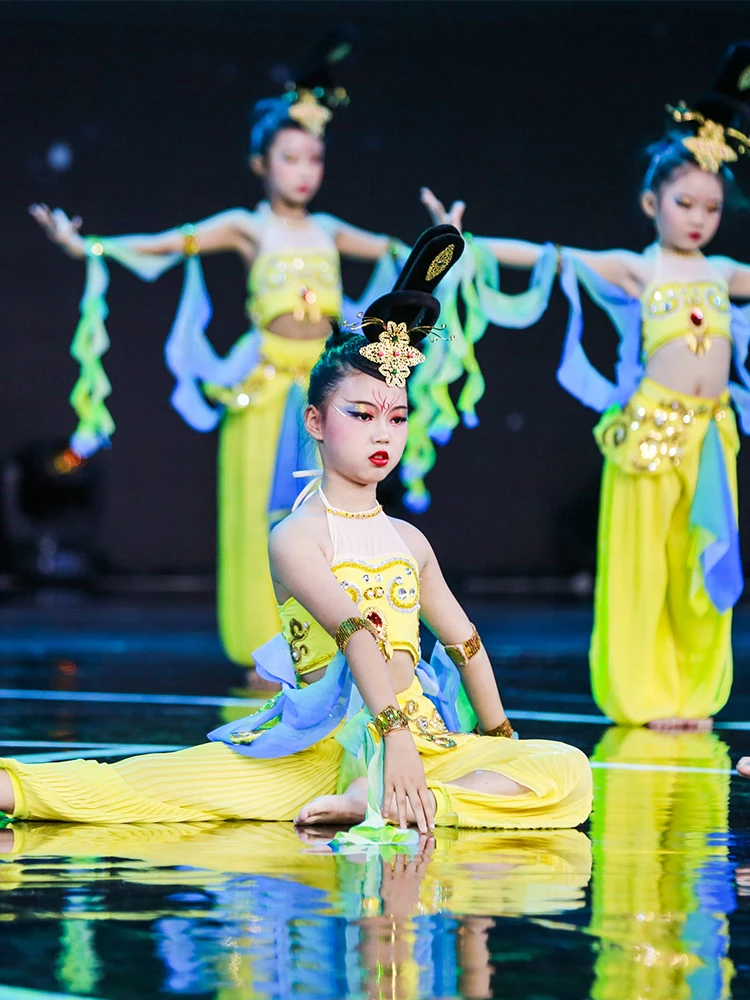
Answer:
[{"left": 3, "top": 0, "right": 750, "bottom": 579}]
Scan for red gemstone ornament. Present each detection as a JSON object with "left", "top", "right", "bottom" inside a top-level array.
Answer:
[{"left": 690, "top": 308, "right": 704, "bottom": 327}]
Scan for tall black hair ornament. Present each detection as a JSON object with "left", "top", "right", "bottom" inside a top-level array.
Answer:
[
  {"left": 667, "top": 42, "right": 750, "bottom": 174},
  {"left": 344, "top": 226, "right": 465, "bottom": 389},
  {"left": 250, "top": 28, "right": 356, "bottom": 154}
]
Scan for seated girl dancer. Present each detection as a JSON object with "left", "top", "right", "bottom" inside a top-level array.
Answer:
[
  {"left": 0, "top": 228, "right": 592, "bottom": 835},
  {"left": 425, "top": 44, "right": 750, "bottom": 733}
]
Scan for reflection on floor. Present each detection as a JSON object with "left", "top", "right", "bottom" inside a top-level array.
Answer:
[{"left": 0, "top": 595, "right": 749, "bottom": 999}]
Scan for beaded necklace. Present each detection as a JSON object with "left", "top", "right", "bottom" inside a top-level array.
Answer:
[{"left": 318, "top": 486, "right": 382, "bottom": 520}]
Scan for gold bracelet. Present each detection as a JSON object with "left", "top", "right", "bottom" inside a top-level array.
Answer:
[
  {"left": 334, "top": 616, "right": 379, "bottom": 654},
  {"left": 374, "top": 705, "right": 410, "bottom": 737},
  {"left": 182, "top": 223, "right": 200, "bottom": 256},
  {"left": 483, "top": 718, "right": 516, "bottom": 739},
  {"left": 444, "top": 624, "right": 482, "bottom": 668}
]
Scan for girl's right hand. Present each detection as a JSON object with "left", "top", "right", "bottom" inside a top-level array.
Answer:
[
  {"left": 383, "top": 728, "right": 435, "bottom": 833},
  {"left": 29, "top": 204, "right": 86, "bottom": 258},
  {"left": 420, "top": 187, "right": 466, "bottom": 232}
]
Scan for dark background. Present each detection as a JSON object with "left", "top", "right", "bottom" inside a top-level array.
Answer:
[{"left": 3, "top": 0, "right": 750, "bottom": 583}]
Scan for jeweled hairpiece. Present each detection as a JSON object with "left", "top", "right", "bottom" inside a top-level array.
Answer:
[
  {"left": 668, "top": 101, "right": 750, "bottom": 173},
  {"left": 287, "top": 89, "right": 333, "bottom": 137},
  {"left": 346, "top": 316, "right": 432, "bottom": 388}
]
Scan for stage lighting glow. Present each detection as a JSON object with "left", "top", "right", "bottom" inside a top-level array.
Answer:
[{"left": 47, "top": 142, "right": 73, "bottom": 172}]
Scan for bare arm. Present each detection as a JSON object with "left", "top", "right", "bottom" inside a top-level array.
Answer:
[
  {"left": 710, "top": 255, "right": 750, "bottom": 300},
  {"left": 420, "top": 187, "right": 640, "bottom": 292},
  {"left": 397, "top": 522, "right": 509, "bottom": 733},
  {"left": 29, "top": 204, "right": 258, "bottom": 264},
  {"left": 269, "top": 516, "right": 434, "bottom": 831},
  {"left": 320, "top": 214, "right": 399, "bottom": 261}
]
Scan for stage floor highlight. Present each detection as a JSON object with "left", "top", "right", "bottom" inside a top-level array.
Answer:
[{"left": 1, "top": 595, "right": 750, "bottom": 999}]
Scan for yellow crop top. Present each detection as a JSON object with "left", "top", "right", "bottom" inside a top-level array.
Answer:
[
  {"left": 279, "top": 555, "right": 422, "bottom": 677},
  {"left": 641, "top": 280, "right": 731, "bottom": 360},
  {"left": 247, "top": 248, "right": 342, "bottom": 329}
]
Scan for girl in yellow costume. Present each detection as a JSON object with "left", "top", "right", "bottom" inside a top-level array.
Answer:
[
  {"left": 424, "top": 43, "right": 750, "bottom": 729},
  {"left": 0, "top": 228, "right": 592, "bottom": 838},
  {"left": 29, "top": 34, "right": 415, "bottom": 668}
]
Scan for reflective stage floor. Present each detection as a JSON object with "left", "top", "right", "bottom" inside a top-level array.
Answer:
[{"left": 1, "top": 595, "right": 750, "bottom": 1000}]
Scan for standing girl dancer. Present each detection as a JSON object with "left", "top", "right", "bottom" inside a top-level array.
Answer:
[
  {"left": 424, "top": 44, "right": 750, "bottom": 730},
  {"left": 0, "top": 228, "right": 591, "bottom": 835},
  {"left": 29, "top": 35, "right": 412, "bottom": 669}
]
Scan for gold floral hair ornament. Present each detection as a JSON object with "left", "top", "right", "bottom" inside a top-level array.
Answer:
[
  {"left": 284, "top": 85, "right": 348, "bottom": 139},
  {"left": 346, "top": 316, "right": 432, "bottom": 388},
  {"left": 668, "top": 101, "right": 750, "bottom": 173}
]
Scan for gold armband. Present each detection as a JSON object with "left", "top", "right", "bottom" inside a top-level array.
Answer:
[
  {"left": 444, "top": 624, "right": 482, "bottom": 668},
  {"left": 374, "top": 705, "right": 410, "bottom": 738},
  {"left": 182, "top": 223, "right": 200, "bottom": 257},
  {"left": 334, "top": 616, "right": 379, "bottom": 654},
  {"left": 483, "top": 718, "right": 516, "bottom": 739}
]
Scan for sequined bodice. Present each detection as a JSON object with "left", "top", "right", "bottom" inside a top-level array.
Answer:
[
  {"left": 248, "top": 248, "right": 342, "bottom": 329},
  {"left": 280, "top": 556, "right": 421, "bottom": 676},
  {"left": 279, "top": 491, "right": 422, "bottom": 677},
  {"left": 641, "top": 279, "right": 732, "bottom": 360}
]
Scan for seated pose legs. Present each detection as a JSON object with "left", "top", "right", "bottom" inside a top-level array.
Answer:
[{"left": 0, "top": 229, "right": 591, "bottom": 836}]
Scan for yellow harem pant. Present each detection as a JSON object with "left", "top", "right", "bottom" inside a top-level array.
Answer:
[
  {"left": 0, "top": 677, "right": 592, "bottom": 828},
  {"left": 588, "top": 727, "right": 732, "bottom": 1000},
  {"left": 590, "top": 377, "right": 738, "bottom": 726},
  {"left": 214, "top": 330, "right": 327, "bottom": 666}
]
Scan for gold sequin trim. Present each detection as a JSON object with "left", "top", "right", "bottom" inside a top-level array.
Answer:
[{"left": 295, "top": 653, "right": 335, "bottom": 676}]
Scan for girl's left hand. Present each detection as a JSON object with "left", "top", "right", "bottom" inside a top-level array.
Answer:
[{"left": 420, "top": 187, "right": 466, "bottom": 232}]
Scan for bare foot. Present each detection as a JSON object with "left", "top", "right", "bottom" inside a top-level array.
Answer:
[
  {"left": 295, "top": 777, "right": 368, "bottom": 827},
  {"left": 737, "top": 757, "right": 750, "bottom": 777}
]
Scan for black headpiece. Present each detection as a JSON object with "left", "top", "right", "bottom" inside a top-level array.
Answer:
[
  {"left": 666, "top": 42, "right": 750, "bottom": 174},
  {"left": 250, "top": 28, "right": 356, "bottom": 155},
  {"left": 344, "top": 225, "right": 464, "bottom": 388}
]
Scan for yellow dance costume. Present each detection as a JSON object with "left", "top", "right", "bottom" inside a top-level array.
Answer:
[
  {"left": 0, "top": 490, "right": 592, "bottom": 829},
  {"left": 204, "top": 208, "right": 343, "bottom": 664},
  {"left": 590, "top": 272, "right": 740, "bottom": 725}
]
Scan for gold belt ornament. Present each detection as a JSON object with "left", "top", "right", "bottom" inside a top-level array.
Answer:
[
  {"left": 402, "top": 699, "right": 457, "bottom": 748},
  {"left": 600, "top": 397, "right": 727, "bottom": 472}
]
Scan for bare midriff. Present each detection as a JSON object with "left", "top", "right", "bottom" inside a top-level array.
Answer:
[
  {"left": 645, "top": 337, "right": 732, "bottom": 398},
  {"left": 265, "top": 312, "right": 335, "bottom": 341},
  {"left": 301, "top": 649, "right": 417, "bottom": 696}
]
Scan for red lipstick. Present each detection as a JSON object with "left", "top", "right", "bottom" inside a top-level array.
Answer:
[
  {"left": 689, "top": 231, "right": 702, "bottom": 241},
  {"left": 369, "top": 451, "right": 389, "bottom": 467}
]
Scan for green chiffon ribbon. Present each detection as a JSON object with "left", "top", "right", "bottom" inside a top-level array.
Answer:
[
  {"left": 69, "top": 237, "right": 182, "bottom": 457},
  {"left": 329, "top": 711, "right": 420, "bottom": 853},
  {"left": 400, "top": 238, "right": 557, "bottom": 512}
]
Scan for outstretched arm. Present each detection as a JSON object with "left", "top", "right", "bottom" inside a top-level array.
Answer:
[
  {"left": 399, "top": 522, "right": 510, "bottom": 734},
  {"left": 320, "top": 214, "right": 405, "bottom": 261},
  {"left": 29, "top": 204, "right": 258, "bottom": 264},
  {"left": 421, "top": 187, "right": 640, "bottom": 292},
  {"left": 269, "top": 518, "right": 434, "bottom": 831}
]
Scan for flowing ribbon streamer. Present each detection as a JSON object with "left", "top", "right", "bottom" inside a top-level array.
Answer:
[{"left": 70, "top": 237, "right": 182, "bottom": 456}]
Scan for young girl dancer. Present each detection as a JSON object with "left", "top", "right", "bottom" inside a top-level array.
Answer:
[
  {"left": 424, "top": 44, "right": 750, "bottom": 731},
  {"left": 0, "top": 228, "right": 591, "bottom": 836},
  {"left": 29, "top": 36, "right": 411, "bottom": 669}
]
